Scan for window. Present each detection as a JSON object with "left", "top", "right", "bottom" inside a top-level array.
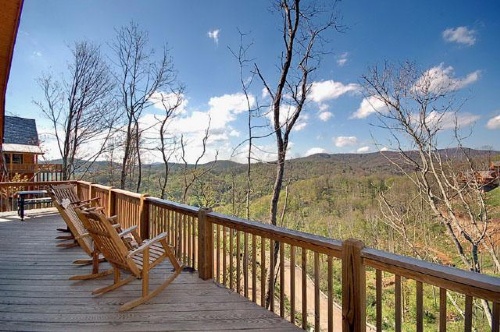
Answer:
[{"left": 4, "top": 154, "right": 23, "bottom": 164}]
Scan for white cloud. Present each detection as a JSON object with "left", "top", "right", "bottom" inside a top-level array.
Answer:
[
  {"left": 293, "top": 121, "right": 307, "bottom": 131},
  {"left": 357, "top": 146, "right": 370, "bottom": 153},
  {"left": 191, "top": 92, "right": 255, "bottom": 160},
  {"left": 143, "top": 110, "right": 221, "bottom": 164},
  {"left": 229, "top": 129, "right": 240, "bottom": 137},
  {"left": 41, "top": 90, "right": 257, "bottom": 165},
  {"left": 309, "top": 80, "right": 360, "bottom": 103},
  {"left": 334, "top": 136, "right": 358, "bottom": 147},
  {"left": 38, "top": 130, "right": 60, "bottom": 160},
  {"left": 318, "top": 103, "right": 329, "bottom": 112},
  {"left": 351, "top": 96, "right": 388, "bottom": 119},
  {"left": 442, "top": 26, "right": 476, "bottom": 46},
  {"left": 29, "top": 50, "right": 43, "bottom": 60},
  {"left": 207, "top": 92, "right": 255, "bottom": 129},
  {"left": 39, "top": 123, "right": 114, "bottom": 162},
  {"left": 413, "top": 64, "right": 480, "bottom": 94},
  {"left": 337, "top": 52, "right": 349, "bottom": 66},
  {"left": 207, "top": 29, "right": 220, "bottom": 45},
  {"left": 422, "top": 111, "right": 479, "bottom": 130},
  {"left": 138, "top": 91, "right": 257, "bottom": 164},
  {"left": 230, "top": 142, "right": 269, "bottom": 163},
  {"left": 266, "top": 103, "right": 306, "bottom": 130},
  {"left": 149, "top": 91, "right": 188, "bottom": 114},
  {"left": 291, "top": 114, "right": 309, "bottom": 132},
  {"left": 261, "top": 88, "right": 270, "bottom": 99},
  {"left": 379, "top": 146, "right": 389, "bottom": 152},
  {"left": 140, "top": 111, "right": 206, "bottom": 137},
  {"left": 305, "top": 147, "right": 327, "bottom": 156},
  {"left": 319, "top": 111, "right": 333, "bottom": 121},
  {"left": 486, "top": 115, "right": 500, "bottom": 129},
  {"left": 208, "top": 92, "right": 253, "bottom": 114},
  {"left": 232, "top": 141, "right": 298, "bottom": 163}
]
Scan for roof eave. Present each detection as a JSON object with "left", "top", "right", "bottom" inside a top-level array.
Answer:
[{"left": 0, "top": 0, "right": 24, "bottom": 143}]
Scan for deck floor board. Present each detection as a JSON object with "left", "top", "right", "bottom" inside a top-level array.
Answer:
[{"left": 0, "top": 210, "right": 300, "bottom": 331}]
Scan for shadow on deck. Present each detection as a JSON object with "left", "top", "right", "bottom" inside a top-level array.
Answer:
[{"left": 0, "top": 209, "right": 300, "bottom": 331}]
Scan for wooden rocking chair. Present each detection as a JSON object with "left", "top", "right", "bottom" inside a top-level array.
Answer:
[
  {"left": 75, "top": 208, "right": 182, "bottom": 311},
  {"left": 48, "top": 189, "right": 114, "bottom": 280}
]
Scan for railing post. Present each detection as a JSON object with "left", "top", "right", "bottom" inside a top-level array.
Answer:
[
  {"left": 139, "top": 194, "right": 150, "bottom": 240},
  {"left": 76, "top": 181, "right": 83, "bottom": 200},
  {"left": 342, "top": 239, "right": 366, "bottom": 332},
  {"left": 88, "top": 183, "right": 94, "bottom": 201},
  {"left": 108, "top": 188, "right": 116, "bottom": 218},
  {"left": 198, "top": 207, "right": 213, "bottom": 280}
]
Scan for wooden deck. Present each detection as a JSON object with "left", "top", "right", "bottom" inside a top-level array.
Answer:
[{"left": 0, "top": 209, "right": 300, "bottom": 331}]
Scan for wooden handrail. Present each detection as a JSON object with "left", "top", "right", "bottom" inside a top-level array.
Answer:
[
  {"left": 111, "top": 188, "right": 143, "bottom": 198},
  {"left": 206, "top": 211, "right": 343, "bottom": 258},
  {"left": 0, "top": 180, "right": 75, "bottom": 188},
  {"left": 363, "top": 247, "right": 500, "bottom": 302},
  {"left": 4, "top": 164, "right": 63, "bottom": 173},
  {"left": 146, "top": 197, "right": 199, "bottom": 216}
]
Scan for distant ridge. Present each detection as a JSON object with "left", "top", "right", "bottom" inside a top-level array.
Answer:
[{"left": 47, "top": 147, "right": 498, "bottom": 178}]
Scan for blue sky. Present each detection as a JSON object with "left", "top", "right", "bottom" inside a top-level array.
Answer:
[{"left": 6, "top": 0, "right": 500, "bottom": 163}]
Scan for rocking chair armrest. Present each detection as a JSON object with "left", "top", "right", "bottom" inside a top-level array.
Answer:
[
  {"left": 108, "top": 215, "right": 121, "bottom": 226},
  {"left": 118, "top": 226, "right": 138, "bottom": 238},
  {"left": 75, "top": 232, "right": 91, "bottom": 240},
  {"left": 127, "top": 232, "right": 168, "bottom": 258},
  {"left": 80, "top": 197, "right": 101, "bottom": 204},
  {"left": 70, "top": 201, "right": 90, "bottom": 208},
  {"left": 80, "top": 206, "right": 105, "bottom": 213},
  {"left": 70, "top": 197, "right": 100, "bottom": 207}
]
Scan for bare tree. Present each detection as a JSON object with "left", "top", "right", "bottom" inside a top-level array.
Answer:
[
  {"left": 362, "top": 61, "right": 499, "bottom": 326},
  {"left": 229, "top": 30, "right": 264, "bottom": 220},
  {"left": 111, "top": 21, "right": 178, "bottom": 191},
  {"left": 154, "top": 89, "right": 184, "bottom": 199},
  {"left": 35, "top": 41, "right": 116, "bottom": 180},
  {"left": 103, "top": 136, "right": 121, "bottom": 187},
  {"left": 179, "top": 121, "right": 218, "bottom": 205},
  {"left": 254, "top": 0, "right": 342, "bottom": 308}
]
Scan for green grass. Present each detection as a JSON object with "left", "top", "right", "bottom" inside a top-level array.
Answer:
[{"left": 486, "top": 186, "right": 500, "bottom": 207}]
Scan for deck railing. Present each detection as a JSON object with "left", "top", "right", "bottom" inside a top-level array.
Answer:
[
  {"left": 6, "top": 163, "right": 63, "bottom": 174},
  {"left": 1, "top": 180, "right": 498, "bottom": 332},
  {"left": 0, "top": 180, "right": 68, "bottom": 211}
]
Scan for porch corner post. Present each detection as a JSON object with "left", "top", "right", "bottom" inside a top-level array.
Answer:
[
  {"left": 139, "top": 194, "right": 150, "bottom": 240},
  {"left": 198, "top": 207, "right": 213, "bottom": 280},
  {"left": 342, "top": 238, "right": 366, "bottom": 332}
]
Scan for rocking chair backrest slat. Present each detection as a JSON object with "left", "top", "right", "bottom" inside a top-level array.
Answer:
[
  {"left": 77, "top": 209, "right": 141, "bottom": 277},
  {"left": 48, "top": 190, "right": 94, "bottom": 256},
  {"left": 50, "top": 184, "right": 80, "bottom": 204}
]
